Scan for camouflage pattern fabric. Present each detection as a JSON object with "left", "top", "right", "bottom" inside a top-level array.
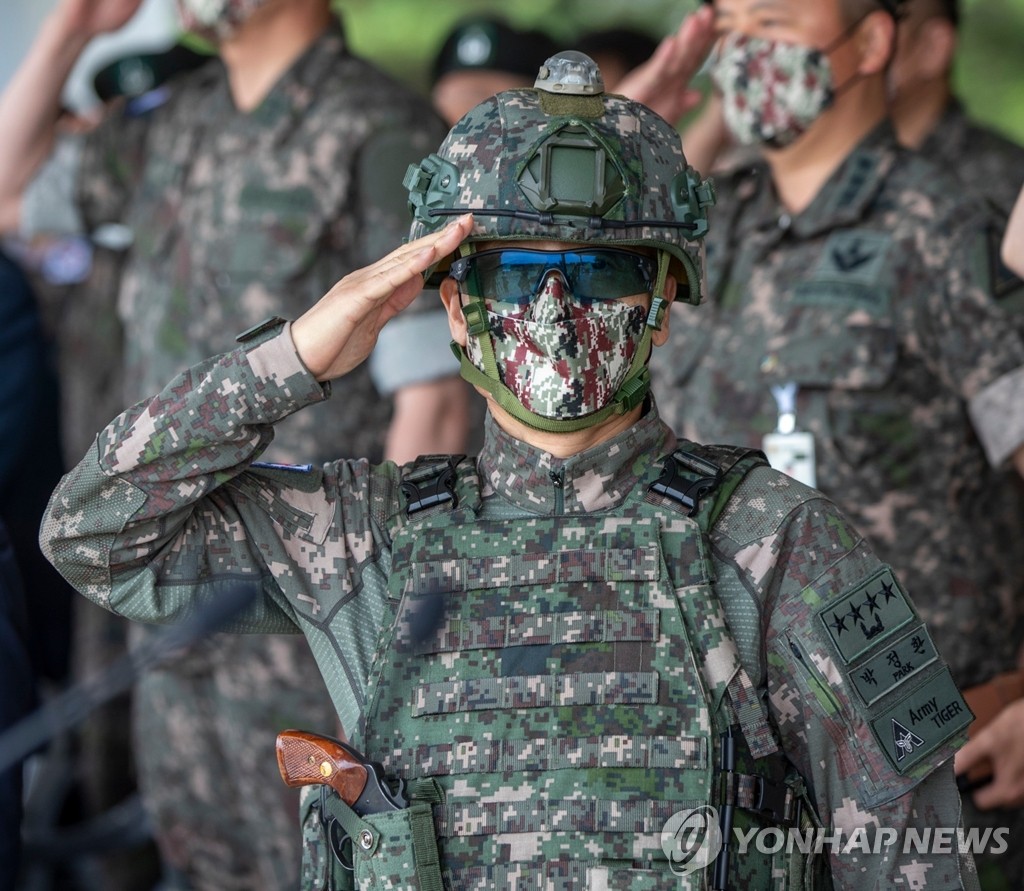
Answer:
[
  {"left": 651, "top": 122, "right": 1024, "bottom": 889},
  {"left": 919, "top": 100, "right": 1024, "bottom": 219},
  {"left": 918, "top": 100, "right": 1024, "bottom": 323},
  {"left": 70, "top": 23, "right": 448, "bottom": 890},
  {"left": 709, "top": 32, "right": 835, "bottom": 148},
  {"left": 41, "top": 323, "right": 979, "bottom": 889},
  {"left": 464, "top": 274, "right": 648, "bottom": 420},
  {"left": 177, "top": 0, "right": 272, "bottom": 41}
]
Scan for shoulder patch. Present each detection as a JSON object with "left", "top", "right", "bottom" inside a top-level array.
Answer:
[
  {"left": 819, "top": 567, "right": 914, "bottom": 663},
  {"left": 869, "top": 667, "right": 973, "bottom": 774},
  {"left": 849, "top": 626, "right": 939, "bottom": 705}
]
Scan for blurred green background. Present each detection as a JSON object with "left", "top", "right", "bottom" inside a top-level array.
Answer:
[{"left": 333, "top": 0, "right": 1024, "bottom": 143}]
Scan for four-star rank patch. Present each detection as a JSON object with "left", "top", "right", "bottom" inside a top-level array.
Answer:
[
  {"left": 819, "top": 567, "right": 914, "bottom": 664},
  {"left": 817, "top": 567, "right": 974, "bottom": 774}
]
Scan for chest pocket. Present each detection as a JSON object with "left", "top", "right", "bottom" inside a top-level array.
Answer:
[
  {"left": 762, "top": 231, "right": 912, "bottom": 477},
  {"left": 205, "top": 180, "right": 331, "bottom": 287},
  {"left": 770, "top": 229, "right": 897, "bottom": 388}
]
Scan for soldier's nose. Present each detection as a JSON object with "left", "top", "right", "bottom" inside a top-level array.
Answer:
[{"left": 529, "top": 271, "right": 572, "bottom": 323}]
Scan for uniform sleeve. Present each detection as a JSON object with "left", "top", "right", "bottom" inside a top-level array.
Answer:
[
  {"left": 712, "top": 468, "right": 978, "bottom": 890},
  {"left": 38, "top": 323, "right": 376, "bottom": 634},
  {"left": 911, "top": 207, "right": 1024, "bottom": 468}
]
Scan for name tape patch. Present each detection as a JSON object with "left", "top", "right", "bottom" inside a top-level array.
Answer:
[
  {"left": 850, "top": 626, "right": 938, "bottom": 705},
  {"left": 870, "top": 667, "right": 973, "bottom": 774},
  {"left": 819, "top": 568, "right": 914, "bottom": 664}
]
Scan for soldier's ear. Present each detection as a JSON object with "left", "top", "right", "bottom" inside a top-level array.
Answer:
[
  {"left": 913, "top": 17, "right": 957, "bottom": 81},
  {"left": 856, "top": 10, "right": 897, "bottom": 76},
  {"left": 652, "top": 275, "right": 677, "bottom": 348},
  {"left": 439, "top": 277, "right": 468, "bottom": 347}
]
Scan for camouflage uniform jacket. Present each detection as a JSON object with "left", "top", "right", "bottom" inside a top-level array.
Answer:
[
  {"left": 42, "top": 322, "right": 978, "bottom": 889},
  {"left": 919, "top": 99, "right": 1024, "bottom": 219},
  {"left": 74, "top": 20, "right": 449, "bottom": 466},
  {"left": 651, "top": 123, "right": 1024, "bottom": 690},
  {"left": 918, "top": 100, "right": 1024, "bottom": 319}
]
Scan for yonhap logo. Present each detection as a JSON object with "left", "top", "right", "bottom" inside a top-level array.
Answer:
[{"left": 661, "top": 806, "right": 723, "bottom": 877}]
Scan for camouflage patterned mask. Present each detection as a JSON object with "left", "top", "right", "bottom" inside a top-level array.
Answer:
[
  {"left": 176, "top": 0, "right": 272, "bottom": 40},
  {"left": 464, "top": 272, "right": 648, "bottom": 422},
  {"left": 710, "top": 32, "right": 837, "bottom": 148}
]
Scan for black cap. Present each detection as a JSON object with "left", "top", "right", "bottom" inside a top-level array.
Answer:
[
  {"left": 702, "top": 0, "right": 905, "bottom": 17},
  {"left": 92, "top": 43, "right": 210, "bottom": 103},
  {"left": 432, "top": 17, "right": 557, "bottom": 85}
]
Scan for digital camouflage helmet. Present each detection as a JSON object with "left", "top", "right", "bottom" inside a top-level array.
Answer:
[{"left": 404, "top": 51, "right": 716, "bottom": 432}]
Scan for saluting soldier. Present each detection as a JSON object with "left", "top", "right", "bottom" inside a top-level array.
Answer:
[{"left": 43, "top": 48, "right": 980, "bottom": 889}]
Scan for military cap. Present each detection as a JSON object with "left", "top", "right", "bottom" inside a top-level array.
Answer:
[
  {"left": 92, "top": 43, "right": 210, "bottom": 103},
  {"left": 431, "top": 17, "right": 558, "bottom": 85}
]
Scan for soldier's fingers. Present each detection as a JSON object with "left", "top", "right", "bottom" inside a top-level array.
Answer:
[
  {"left": 954, "top": 732, "right": 990, "bottom": 776},
  {"left": 351, "top": 215, "right": 473, "bottom": 298},
  {"left": 371, "top": 214, "right": 474, "bottom": 274},
  {"left": 971, "top": 770, "right": 1024, "bottom": 811},
  {"left": 660, "top": 7, "right": 714, "bottom": 79}
]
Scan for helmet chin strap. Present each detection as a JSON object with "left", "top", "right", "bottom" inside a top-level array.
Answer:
[{"left": 451, "top": 250, "right": 671, "bottom": 434}]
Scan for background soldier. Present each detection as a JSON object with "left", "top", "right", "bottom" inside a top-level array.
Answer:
[
  {"left": 43, "top": 53, "right": 978, "bottom": 889},
  {"left": 649, "top": 1, "right": 1024, "bottom": 887},
  {"left": 0, "top": 0, "right": 461, "bottom": 887},
  {"left": 888, "top": 0, "right": 1024, "bottom": 218}
]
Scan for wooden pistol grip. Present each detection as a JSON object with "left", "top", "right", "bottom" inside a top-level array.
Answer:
[{"left": 276, "top": 728, "right": 369, "bottom": 806}]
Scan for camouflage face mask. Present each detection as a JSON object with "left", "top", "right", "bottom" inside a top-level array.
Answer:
[
  {"left": 465, "top": 273, "right": 648, "bottom": 422},
  {"left": 710, "top": 32, "right": 837, "bottom": 149},
  {"left": 176, "top": 0, "right": 272, "bottom": 40}
]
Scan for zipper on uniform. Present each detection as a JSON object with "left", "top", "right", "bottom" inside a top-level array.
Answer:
[
  {"left": 787, "top": 634, "right": 845, "bottom": 717},
  {"left": 549, "top": 467, "right": 565, "bottom": 515}
]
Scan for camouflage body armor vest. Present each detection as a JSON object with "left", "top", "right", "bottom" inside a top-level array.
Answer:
[{"left": 321, "top": 443, "right": 826, "bottom": 890}]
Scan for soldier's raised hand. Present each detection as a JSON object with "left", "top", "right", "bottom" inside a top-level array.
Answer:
[
  {"left": 291, "top": 214, "right": 474, "bottom": 382},
  {"left": 59, "top": 0, "right": 145, "bottom": 40},
  {"left": 615, "top": 5, "right": 717, "bottom": 125}
]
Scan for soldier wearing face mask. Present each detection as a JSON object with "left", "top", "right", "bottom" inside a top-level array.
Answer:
[
  {"left": 42, "top": 51, "right": 980, "bottom": 890},
  {"left": 650, "top": 2, "right": 1024, "bottom": 887},
  {"left": 0, "top": 0, "right": 460, "bottom": 888}
]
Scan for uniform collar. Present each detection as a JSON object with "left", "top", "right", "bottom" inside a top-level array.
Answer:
[
  {"left": 732, "top": 122, "right": 902, "bottom": 241},
  {"left": 207, "top": 19, "right": 347, "bottom": 126},
  {"left": 477, "top": 403, "right": 676, "bottom": 516},
  {"left": 919, "top": 99, "right": 970, "bottom": 168}
]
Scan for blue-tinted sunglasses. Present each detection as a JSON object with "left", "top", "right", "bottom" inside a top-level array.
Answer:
[{"left": 449, "top": 247, "right": 657, "bottom": 305}]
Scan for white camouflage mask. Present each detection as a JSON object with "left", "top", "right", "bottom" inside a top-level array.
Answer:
[{"left": 176, "top": 0, "right": 272, "bottom": 40}]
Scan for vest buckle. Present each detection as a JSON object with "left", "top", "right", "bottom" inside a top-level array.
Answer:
[
  {"left": 746, "top": 775, "right": 799, "bottom": 826},
  {"left": 648, "top": 450, "right": 723, "bottom": 516},
  {"left": 401, "top": 455, "right": 464, "bottom": 516}
]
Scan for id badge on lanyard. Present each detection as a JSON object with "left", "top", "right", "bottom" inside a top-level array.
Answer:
[{"left": 762, "top": 382, "right": 817, "bottom": 489}]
